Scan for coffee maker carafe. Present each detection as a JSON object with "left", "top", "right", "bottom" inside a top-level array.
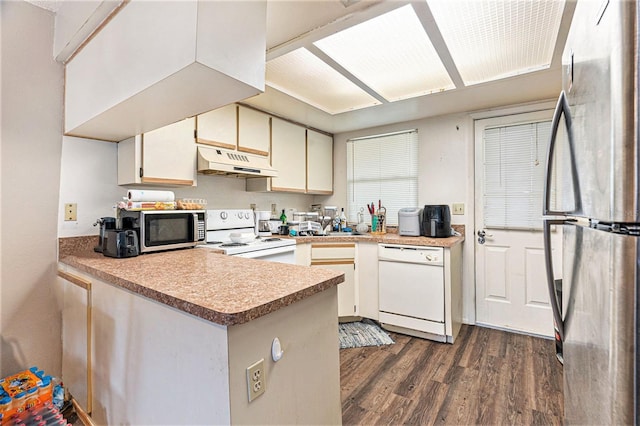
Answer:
[
  {"left": 93, "top": 217, "right": 116, "bottom": 252},
  {"left": 256, "top": 211, "right": 271, "bottom": 237}
]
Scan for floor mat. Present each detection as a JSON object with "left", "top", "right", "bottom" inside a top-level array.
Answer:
[{"left": 339, "top": 319, "right": 395, "bottom": 349}]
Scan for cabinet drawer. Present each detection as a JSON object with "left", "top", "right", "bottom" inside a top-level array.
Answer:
[{"left": 311, "top": 243, "right": 355, "bottom": 260}]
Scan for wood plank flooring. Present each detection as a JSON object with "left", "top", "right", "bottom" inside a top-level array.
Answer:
[{"left": 340, "top": 324, "right": 563, "bottom": 425}]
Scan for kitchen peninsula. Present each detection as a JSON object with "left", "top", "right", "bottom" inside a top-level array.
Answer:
[{"left": 58, "top": 246, "right": 344, "bottom": 425}]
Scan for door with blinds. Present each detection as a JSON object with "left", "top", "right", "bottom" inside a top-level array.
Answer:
[{"left": 474, "top": 110, "right": 559, "bottom": 337}]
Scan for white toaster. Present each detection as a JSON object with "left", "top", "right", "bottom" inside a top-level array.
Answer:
[{"left": 398, "top": 208, "right": 422, "bottom": 236}]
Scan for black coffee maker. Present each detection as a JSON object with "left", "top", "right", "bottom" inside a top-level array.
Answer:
[
  {"left": 421, "top": 205, "right": 452, "bottom": 238},
  {"left": 93, "top": 217, "right": 116, "bottom": 252}
]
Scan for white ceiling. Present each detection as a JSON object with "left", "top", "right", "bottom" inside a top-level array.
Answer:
[
  {"left": 248, "top": 0, "right": 576, "bottom": 134},
  {"left": 28, "top": 0, "right": 575, "bottom": 135}
]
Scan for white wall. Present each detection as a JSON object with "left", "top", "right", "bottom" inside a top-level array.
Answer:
[
  {"left": 57, "top": 138, "right": 316, "bottom": 238},
  {"left": 58, "top": 137, "right": 123, "bottom": 237},
  {"left": 318, "top": 113, "right": 476, "bottom": 323},
  {"left": 1, "top": 1, "right": 64, "bottom": 377}
]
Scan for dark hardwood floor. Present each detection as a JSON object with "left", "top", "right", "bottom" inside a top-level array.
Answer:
[{"left": 340, "top": 324, "right": 563, "bottom": 425}]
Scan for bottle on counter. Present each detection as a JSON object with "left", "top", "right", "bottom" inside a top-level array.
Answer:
[
  {"left": 279, "top": 209, "right": 287, "bottom": 224},
  {"left": 339, "top": 208, "right": 347, "bottom": 231}
]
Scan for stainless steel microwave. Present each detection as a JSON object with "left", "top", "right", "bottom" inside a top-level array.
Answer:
[{"left": 118, "top": 210, "right": 206, "bottom": 253}]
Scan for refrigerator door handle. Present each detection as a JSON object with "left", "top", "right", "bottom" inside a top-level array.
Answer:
[
  {"left": 543, "top": 91, "right": 581, "bottom": 216},
  {"left": 543, "top": 218, "right": 567, "bottom": 341}
]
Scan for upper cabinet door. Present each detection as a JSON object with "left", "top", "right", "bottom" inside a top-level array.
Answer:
[
  {"left": 196, "top": 104, "right": 237, "bottom": 150},
  {"left": 271, "top": 118, "right": 306, "bottom": 192},
  {"left": 238, "top": 106, "right": 270, "bottom": 156},
  {"left": 306, "top": 130, "right": 333, "bottom": 194}
]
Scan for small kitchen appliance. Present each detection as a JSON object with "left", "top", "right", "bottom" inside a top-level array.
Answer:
[
  {"left": 102, "top": 229, "right": 139, "bottom": 258},
  {"left": 93, "top": 217, "right": 116, "bottom": 253},
  {"left": 118, "top": 209, "right": 206, "bottom": 253},
  {"left": 398, "top": 208, "right": 422, "bottom": 236},
  {"left": 422, "top": 205, "right": 451, "bottom": 238},
  {"left": 256, "top": 210, "right": 272, "bottom": 237},
  {"left": 201, "top": 209, "right": 296, "bottom": 263}
]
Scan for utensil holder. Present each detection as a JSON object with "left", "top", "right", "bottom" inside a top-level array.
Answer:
[{"left": 371, "top": 213, "right": 386, "bottom": 234}]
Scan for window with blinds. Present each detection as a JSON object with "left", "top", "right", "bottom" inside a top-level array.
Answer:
[
  {"left": 483, "top": 120, "right": 551, "bottom": 230},
  {"left": 347, "top": 130, "right": 418, "bottom": 226}
]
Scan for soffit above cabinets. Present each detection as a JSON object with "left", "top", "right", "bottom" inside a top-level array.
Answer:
[{"left": 264, "top": 0, "right": 570, "bottom": 116}]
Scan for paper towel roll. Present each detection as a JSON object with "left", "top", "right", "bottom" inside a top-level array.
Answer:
[{"left": 127, "top": 190, "right": 175, "bottom": 202}]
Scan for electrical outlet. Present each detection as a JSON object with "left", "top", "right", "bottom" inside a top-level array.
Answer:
[
  {"left": 246, "top": 359, "right": 266, "bottom": 402},
  {"left": 452, "top": 203, "right": 465, "bottom": 215},
  {"left": 64, "top": 203, "right": 77, "bottom": 221}
]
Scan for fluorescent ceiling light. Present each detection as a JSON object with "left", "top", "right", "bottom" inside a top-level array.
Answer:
[
  {"left": 313, "top": 4, "right": 455, "bottom": 102},
  {"left": 427, "top": 0, "right": 565, "bottom": 85},
  {"left": 266, "top": 48, "right": 381, "bottom": 114}
]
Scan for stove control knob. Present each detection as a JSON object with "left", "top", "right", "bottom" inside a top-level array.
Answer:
[
  {"left": 220, "top": 211, "right": 228, "bottom": 220},
  {"left": 245, "top": 212, "right": 251, "bottom": 219},
  {"left": 237, "top": 212, "right": 243, "bottom": 219}
]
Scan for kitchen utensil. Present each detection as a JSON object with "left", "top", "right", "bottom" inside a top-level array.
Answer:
[{"left": 256, "top": 210, "right": 272, "bottom": 237}]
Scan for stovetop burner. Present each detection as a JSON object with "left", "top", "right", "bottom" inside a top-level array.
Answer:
[
  {"left": 262, "top": 238, "right": 281, "bottom": 242},
  {"left": 207, "top": 241, "right": 224, "bottom": 245},
  {"left": 220, "top": 242, "right": 248, "bottom": 247}
]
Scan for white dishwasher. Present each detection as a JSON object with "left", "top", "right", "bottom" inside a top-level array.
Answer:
[{"left": 378, "top": 244, "right": 446, "bottom": 342}]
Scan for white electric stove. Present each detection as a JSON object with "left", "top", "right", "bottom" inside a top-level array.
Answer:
[{"left": 200, "top": 209, "right": 296, "bottom": 263}]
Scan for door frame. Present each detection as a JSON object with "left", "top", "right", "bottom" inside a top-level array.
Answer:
[{"left": 470, "top": 102, "right": 556, "bottom": 331}]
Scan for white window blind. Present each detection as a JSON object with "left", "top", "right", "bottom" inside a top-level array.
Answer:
[
  {"left": 483, "top": 121, "right": 551, "bottom": 230},
  {"left": 347, "top": 130, "right": 418, "bottom": 226}
]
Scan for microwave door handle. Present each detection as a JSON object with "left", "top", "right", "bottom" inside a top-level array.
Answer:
[
  {"left": 544, "top": 218, "right": 565, "bottom": 341},
  {"left": 192, "top": 213, "right": 199, "bottom": 242}
]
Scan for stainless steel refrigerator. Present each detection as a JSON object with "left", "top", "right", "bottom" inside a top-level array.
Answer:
[{"left": 543, "top": 1, "right": 639, "bottom": 424}]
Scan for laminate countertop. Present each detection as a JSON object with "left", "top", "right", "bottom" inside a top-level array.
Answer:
[
  {"left": 58, "top": 247, "right": 344, "bottom": 326},
  {"left": 289, "top": 225, "right": 465, "bottom": 247}
]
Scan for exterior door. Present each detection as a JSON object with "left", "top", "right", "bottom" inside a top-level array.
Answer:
[{"left": 474, "top": 110, "right": 560, "bottom": 337}]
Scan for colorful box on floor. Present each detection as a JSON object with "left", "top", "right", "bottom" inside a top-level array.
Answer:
[{"left": 0, "top": 367, "right": 53, "bottom": 424}]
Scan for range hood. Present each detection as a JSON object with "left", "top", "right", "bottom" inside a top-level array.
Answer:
[{"left": 197, "top": 146, "right": 277, "bottom": 178}]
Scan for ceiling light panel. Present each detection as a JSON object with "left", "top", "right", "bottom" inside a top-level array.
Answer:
[
  {"left": 313, "top": 4, "right": 455, "bottom": 102},
  {"left": 427, "top": 0, "right": 565, "bottom": 86},
  {"left": 266, "top": 48, "right": 381, "bottom": 114}
]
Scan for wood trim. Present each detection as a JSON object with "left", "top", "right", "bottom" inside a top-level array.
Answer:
[
  {"left": 195, "top": 138, "right": 237, "bottom": 150},
  {"left": 237, "top": 146, "right": 269, "bottom": 157},
  {"left": 140, "top": 177, "right": 194, "bottom": 186},
  {"left": 58, "top": 270, "right": 91, "bottom": 290},
  {"left": 65, "top": 0, "right": 131, "bottom": 65},
  {"left": 270, "top": 186, "right": 307, "bottom": 193},
  {"left": 72, "top": 398, "right": 96, "bottom": 426},
  {"left": 311, "top": 259, "right": 355, "bottom": 266},
  {"left": 306, "top": 189, "right": 333, "bottom": 195},
  {"left": 311, "top": 243, "right": 356, "bottom": 249},
  {"left": 58, "top": 270, "right": 93, "bottom": 414}
]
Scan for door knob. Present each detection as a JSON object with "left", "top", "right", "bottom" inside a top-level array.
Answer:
[{"left": 477, "top": 229, "right": 493, "bottom": 244}]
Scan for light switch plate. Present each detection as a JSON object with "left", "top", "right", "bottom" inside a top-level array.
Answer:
[{"left": 452, "top": 203, "right": 464, "bottom": 215}]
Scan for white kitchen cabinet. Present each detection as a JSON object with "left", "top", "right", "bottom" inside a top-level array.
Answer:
[
  {"left": 196, "top": 104, "right": 237, "bottom": 150},
  {"left": 295, "top": 243, "right": 311, "bottom": 266},
  {"left": 238, "top": 105, "right": 270, "bottom": 156},
  {"left": 64, "top": 1, "right": 266, "bottom": 141},
  {"left": 118, "top": 117, "right": 196, "bottom": 186},
  {"left": 246, "top": 118, "right": 306, "bottom": 193},
  {"left": 58, "top": 269, "right": 92, "bottom": 414},
  {"left": 356, "top": 242, "right": 379, "bottom": 321},
  {"left": 311, "top": 243, "right": 358, "bottom": 319},
  {"left": 306, "top": 130, "right": 333, "bottom": 194}
]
